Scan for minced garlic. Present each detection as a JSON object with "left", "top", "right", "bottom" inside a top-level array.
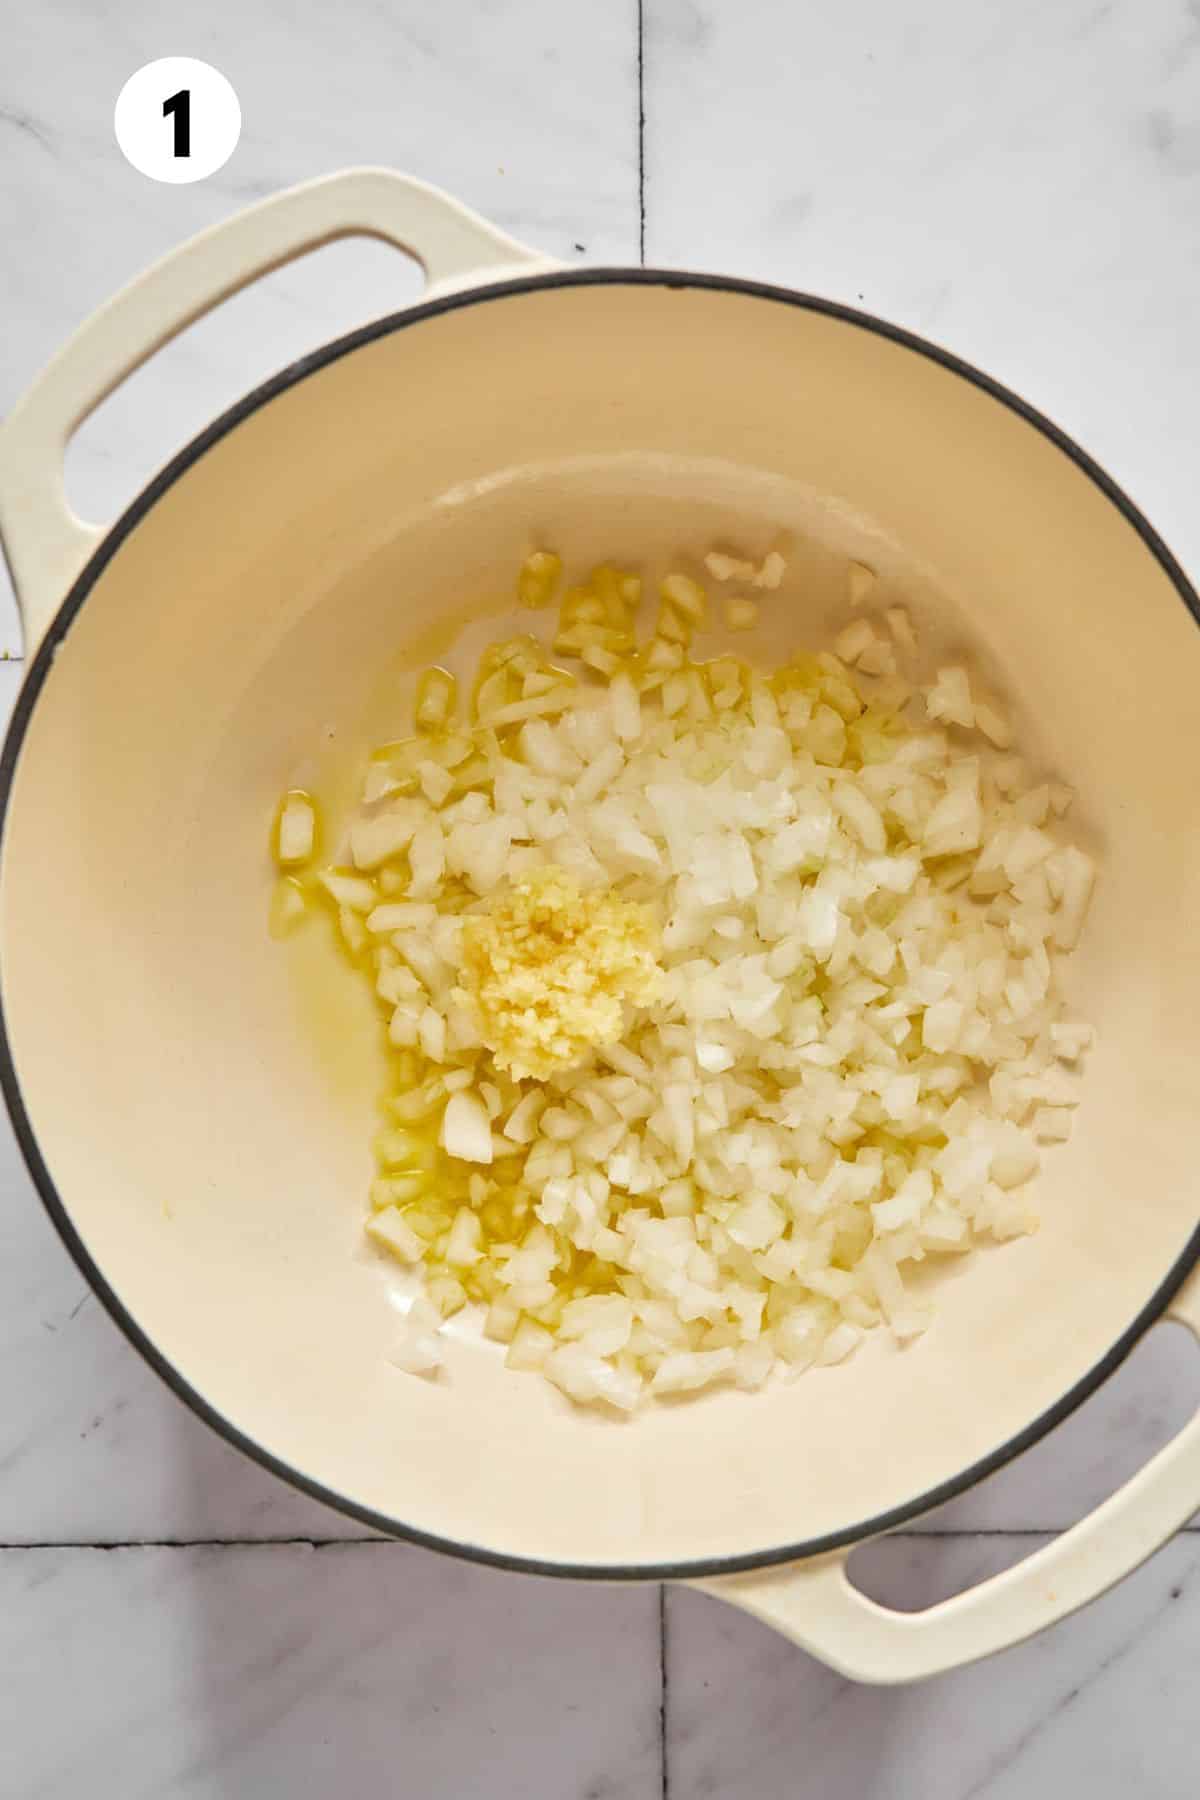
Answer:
[{"left": 456, "top": 866, "right": 662, "bottom": 1080}]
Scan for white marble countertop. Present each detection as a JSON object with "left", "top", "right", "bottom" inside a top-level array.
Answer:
[{"left": 4, "top": 1, "right": 1200, "bottom": 1793}]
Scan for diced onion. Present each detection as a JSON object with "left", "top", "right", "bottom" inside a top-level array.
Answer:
[
  {"left": 442, "top": 1092, "right": 494, "bottom": 1164},
  {"left": 276, "top": 792, "right": 316, "bottom": 866},
  {"left": 273, "top": 543, "right": 1097, "bottom": 1413}
]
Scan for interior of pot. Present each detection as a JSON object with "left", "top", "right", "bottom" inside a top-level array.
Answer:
[{"left": 3, "top": 277, "right": 1199, "bottom": 1573}]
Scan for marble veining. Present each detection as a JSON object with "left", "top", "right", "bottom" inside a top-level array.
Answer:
[
  {"left": 642, "top": 0, "right": 1200, "bottom": 596},
  {"left": 666, "top": 1537, "right": 1200, "bottom": 1798},
  {"left": 2, "top": 0, "right": 1200, "bottom": 1792},
  {"left": 0, "top": 1544, "right": 662, "bottom": 1799}
]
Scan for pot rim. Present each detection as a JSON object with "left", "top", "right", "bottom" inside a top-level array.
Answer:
[{"left": 2, "top": 265, "right": 1198, "bottom": 1580}]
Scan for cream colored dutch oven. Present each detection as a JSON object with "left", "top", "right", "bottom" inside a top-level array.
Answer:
[{"left": 1, "top": 168, "right": 1199, "bottom": 1685}]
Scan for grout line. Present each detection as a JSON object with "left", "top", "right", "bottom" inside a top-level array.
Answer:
[
  {"left": 0, "top": 1537, "right": 389, "bottom": 1551},
  {"left": 876, "top": 1527, "right": 1098, "bottom": 1541},
  {"left": 894, "top": 1525, "right": 1200, "bottom": 1539},
  {"left": 1, "top": 1525, "right": 1199, "bottom": 1552},
  {"left": 659, "top": 1583, "right": 669, "bottom": 1800},
  {"left": 637, "top": 0, "right": 646, "bottom": 263}
]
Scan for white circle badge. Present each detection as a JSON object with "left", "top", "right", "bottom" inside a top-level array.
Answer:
[{"left": 114, "top": 58, "right": 241, "bottom": 185}]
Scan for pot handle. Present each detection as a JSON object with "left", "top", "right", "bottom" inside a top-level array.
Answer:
[
  {"left": 690, "top": 1267, "right": 1200, "bottom": 1684},
  {"left": 0, "top": 167, "right": 553, "bottom": 657}
]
